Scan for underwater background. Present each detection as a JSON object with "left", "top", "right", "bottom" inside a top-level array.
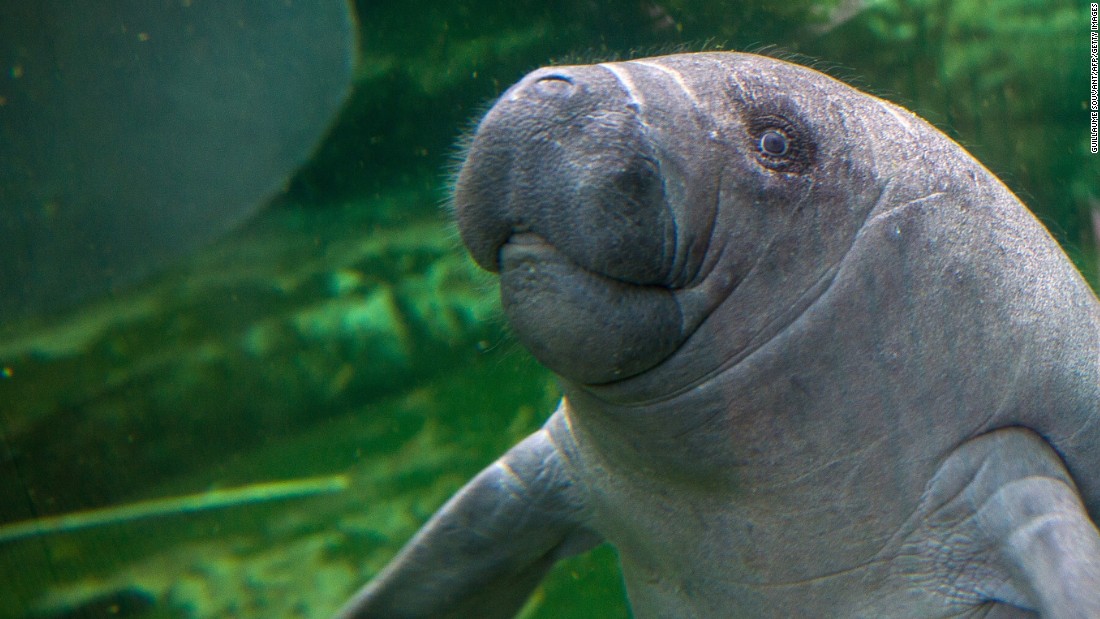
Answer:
[{"left": 0, "top": 0, "right": 1096, "bottom": 617}]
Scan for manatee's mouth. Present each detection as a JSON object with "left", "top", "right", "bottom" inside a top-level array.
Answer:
[
  {"left": 453, "top": 63, "right": 713, "bottom": 385},
  {"left": 497, "top": 232, "right": 687, "bottom": 385}
]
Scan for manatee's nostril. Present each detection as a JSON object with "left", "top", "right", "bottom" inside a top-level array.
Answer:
[
  {"left": 537, "top": 73, "right": 573, "bottom": 83},
  {"left": 531, "top": 74, "right": 575, "bottom": 97}
]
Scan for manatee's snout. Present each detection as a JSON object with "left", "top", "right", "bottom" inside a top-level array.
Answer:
[
  {"left": 454, "top": 64, "right": 690, "bottom": 385},
  {"left": 454, "top": 65, "right": 675, "bottom": 285}
]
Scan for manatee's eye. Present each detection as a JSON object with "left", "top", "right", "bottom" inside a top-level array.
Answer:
[
  {"left": 747, "top": 113, "right": 813, "bottom": 173},
  {"left": 759, "top": 130, "right": 789, "bottom": 157}
]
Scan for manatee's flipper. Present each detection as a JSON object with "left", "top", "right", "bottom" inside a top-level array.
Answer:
[
  {"left": 335, "top": 419, "right": 598, "bottom": 619},
  {"left": 915, "top": 428, "right": 1100, "bottom": 618}
]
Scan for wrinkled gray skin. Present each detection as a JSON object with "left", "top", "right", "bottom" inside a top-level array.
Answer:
[{"left": 337, "top": 52, "right": 1100, "bottom": 618}]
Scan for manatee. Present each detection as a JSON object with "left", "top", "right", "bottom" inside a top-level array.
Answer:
[
  {"left": 337, "top": 52, "right": 1100, "bottom": 618},
  {"left": 0, "top": 1, "right": 355, "bottom": 323}
]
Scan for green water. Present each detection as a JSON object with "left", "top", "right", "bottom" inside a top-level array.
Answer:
[{"left": 0, "top": 0, "right": 1096, "bottom": 617}]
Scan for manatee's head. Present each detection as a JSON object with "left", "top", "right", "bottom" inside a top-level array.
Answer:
[{"left": 455, "top": 52, "right": 896, "bottom": 398}]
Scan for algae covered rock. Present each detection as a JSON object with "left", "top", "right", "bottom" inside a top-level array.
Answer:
[{"left": 0, "top": 203, "right": 500, "bottom": 526}]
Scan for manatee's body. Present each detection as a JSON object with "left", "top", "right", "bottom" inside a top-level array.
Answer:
[{"left": 338, "top": 52, "right": 1100, "bottom": 618}]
